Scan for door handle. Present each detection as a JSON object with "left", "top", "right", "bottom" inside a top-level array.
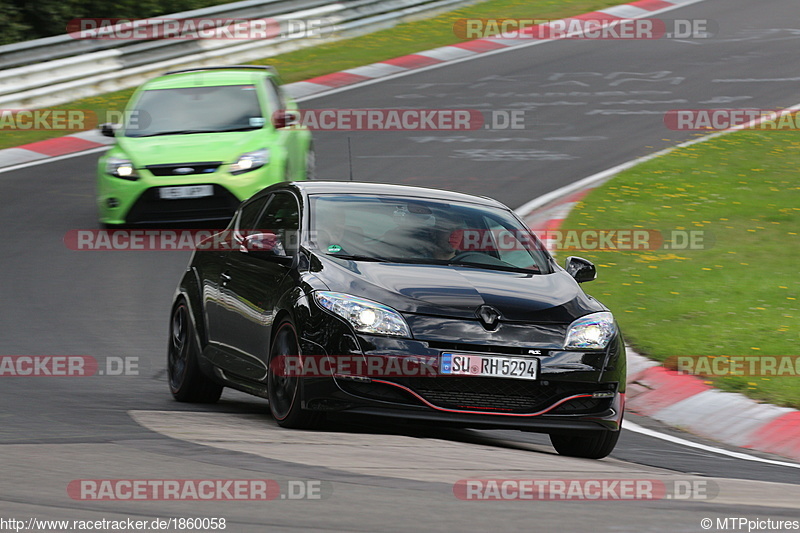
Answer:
[{"left": 221, "top": 272, "right": 232, "bottom": 283}]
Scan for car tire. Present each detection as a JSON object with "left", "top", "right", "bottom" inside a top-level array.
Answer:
[
  {"left": 550, "top": 429, "right": 621, "bottom": 459},
  {"left": 167, "top": 300, "right": 223, "bottom": 403},
  {"left": 267, "top": 320, "right": 322, "bottom": 429}
]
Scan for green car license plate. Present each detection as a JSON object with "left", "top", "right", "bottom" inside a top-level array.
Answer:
[{"left": 159, "top": 185, "right": 214, "bottom": 200}]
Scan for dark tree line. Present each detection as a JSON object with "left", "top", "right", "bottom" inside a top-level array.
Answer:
[{"left": 0, "top": 0, "right": 239, "bottom": 45}]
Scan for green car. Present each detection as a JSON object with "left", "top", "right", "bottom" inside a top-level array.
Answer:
[{"left": 96, "top": 66, "right": 313, "bottom": 226}]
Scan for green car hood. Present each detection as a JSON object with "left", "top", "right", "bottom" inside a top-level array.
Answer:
[{"left": 116, "top": 131, "right": 266, "bottom": 167}]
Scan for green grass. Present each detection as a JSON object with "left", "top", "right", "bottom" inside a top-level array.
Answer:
[
  {"left": 2, "top": 0, "right": 628, "bottom": 150},
  {"left": 560, "top": 130, "right": 800, "bottom": 408}
]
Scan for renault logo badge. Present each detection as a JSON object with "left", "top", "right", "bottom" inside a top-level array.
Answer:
[{"left": 476, "top": 305, "right": 501, "bottom": 330}]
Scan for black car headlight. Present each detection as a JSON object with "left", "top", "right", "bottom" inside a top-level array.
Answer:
[
  {"left": 564, "top": 312, "right": 616, "bottom": 350},
  {"left": 314, "top": 291, "right": 411, "bottom": 337},
  {"left": 105, "top": 157, "right": 139, "bottom": 180}
]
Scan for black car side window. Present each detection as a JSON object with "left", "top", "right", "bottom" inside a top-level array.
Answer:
[
  {"left": 256, "top": 192, "right": 300, "bottom": 256},
  {"left": 236, "top": 196, "right": 269, "bottom": 234}
]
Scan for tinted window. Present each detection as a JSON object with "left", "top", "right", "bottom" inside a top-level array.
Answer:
[
  {"left": 257, "top": 193, "right": 300, "bottom": 256},
  {"left": 125, "top": 85, "right": 265, "bottom": 137},
  {"left": 236, "top": 196, "right": 269, "bottom": 233},
  {"left": 309, "top": 195, "right": 552, "bottom": 273}
]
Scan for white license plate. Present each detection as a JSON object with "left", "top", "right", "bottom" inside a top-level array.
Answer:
[
  {"left": 440, "top": 353, "right": 539, "bottom": 380},
  {"left": 158, "top": 185, "right": 214, "bottom": 200}
]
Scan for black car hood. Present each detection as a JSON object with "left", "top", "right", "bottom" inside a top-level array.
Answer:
[{"left": 313, "top": 256, "right": 604, "bottom": 323}]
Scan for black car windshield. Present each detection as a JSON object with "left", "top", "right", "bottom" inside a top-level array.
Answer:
[
  {"left": 309, "top": 194, "right": 553, "bottom": 273},
  {"left": 124, "top": 85, "right": 265, "bottom": 137}
]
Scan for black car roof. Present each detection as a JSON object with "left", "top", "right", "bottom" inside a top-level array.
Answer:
[{"left": 259, "top": 181, "right": 507, "bottom": 209}]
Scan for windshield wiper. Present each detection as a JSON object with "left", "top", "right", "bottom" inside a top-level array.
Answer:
[
  {"left": 445, "top": 260, "right": 541, "bottom": 274},
  {"left": 327, "top": 253, "right": 389, "bottom": 262},
  {"left": 134, "top": 130, "right": 217, "bottom": 137},
  {"left": 216, "top": 126, "right": 261, "bottom": 132}
]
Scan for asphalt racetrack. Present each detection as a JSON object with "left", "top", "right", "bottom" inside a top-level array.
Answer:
[{"left": 1, "top": 0, "right": 799, "bottom": 530}]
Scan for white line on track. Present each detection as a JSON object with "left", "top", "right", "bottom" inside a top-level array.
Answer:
[
  {"left": 5, "top": 0, "right": 798, "bottom": 470},
  {"left": 293, "top": 0, "right": 709, "bottom": 103},
  {"left": 624, "top": 421, "right": 800, "bottom": 469},
  {"left": 515, "top": 102, "right": 800, "bottom": 217},
  {"left": 0, "top": 0, "right": 710, "bottom": 177},
  {"left": 0, "top": 146, "right": 109, "bottom": 175}
]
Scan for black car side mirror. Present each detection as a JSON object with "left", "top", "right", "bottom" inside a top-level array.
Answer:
[
  {"left": 565, "top": 256, "right": 596, "bottom": 283},
  {"left": 99, "top": 123, "right": 118, "bottom": 137},
  {"left": 240, "top": 233, "right": 293, "bottom": 265}
]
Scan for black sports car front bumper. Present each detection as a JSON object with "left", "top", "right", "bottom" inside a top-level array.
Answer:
[{"left": 296, "top": 309, "right": 626, "bottom": 433}]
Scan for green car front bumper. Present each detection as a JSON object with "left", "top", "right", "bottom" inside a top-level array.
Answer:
[{"left": 97, "top": 159, "right": 291, "bottom": 226}]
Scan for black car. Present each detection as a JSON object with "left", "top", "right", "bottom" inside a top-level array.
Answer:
[{"left": 168, "top": 181, "right": 625, "bottom": 459}]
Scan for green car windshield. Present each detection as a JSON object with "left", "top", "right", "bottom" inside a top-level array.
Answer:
[
  {"left": 309, "top": 195, "right": 553, "bottom": 274},
  {"left": 125, "top": 85, "right": 265, "bottom": 137}
]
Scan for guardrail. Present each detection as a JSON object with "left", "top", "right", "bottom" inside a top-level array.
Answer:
[{"left": 0, "top": 0, "right": 481, "bottom": 109}]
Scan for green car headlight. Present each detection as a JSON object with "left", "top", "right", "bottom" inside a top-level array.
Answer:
[
  {"left": 105, "top": 157, "right": 139, "bottom": 180},
  {"left": 230, "top": 148, "right": 269, "bottom": 175},
  {"left": 564, "top": 312, "right": 617, "bottom": 350},
  {"left": 314, "top": 291, "right": 411, "bottom": 337}
]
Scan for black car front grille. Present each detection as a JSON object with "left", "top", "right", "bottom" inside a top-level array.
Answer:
[
  {"left": 338, "top": 376, "right": 608, "bottom": 415},
  {"left": 404, "top": 378, "right": 600, "bottom": 413},
  {"left": 551, "top": 396, "right": 609, "bottom": 414},
  {"left": 145, "top": 162, "right": 222, "bottom": 176},
  {"left": 426, "top": 341, "right": 549, "bottom": 357},
  {"left": 338, "top": 379, "right": 416, "bottom": 404},
  {"left": 125, "top": 185, "right": 240, "bottom": 224}
]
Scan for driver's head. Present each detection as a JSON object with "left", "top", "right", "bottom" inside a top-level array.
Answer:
[{"left": 424, "top": 215, "right": 463, "bottom": 260}]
